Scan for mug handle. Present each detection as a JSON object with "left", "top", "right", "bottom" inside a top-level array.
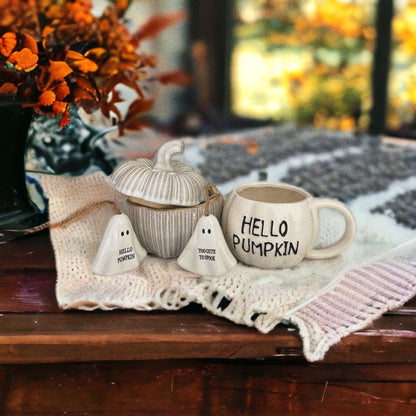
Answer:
[{"left": 306, "top": 198, "right": 356, "bottom": 260}]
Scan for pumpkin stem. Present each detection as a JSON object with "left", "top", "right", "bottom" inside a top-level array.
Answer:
[{"left": 152, "top": 140, "right": 184, "bottom": 171}]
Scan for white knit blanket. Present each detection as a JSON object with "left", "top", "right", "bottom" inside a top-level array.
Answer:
[{"left": 42, "top": 170, "right": 416, "bottom": 362}]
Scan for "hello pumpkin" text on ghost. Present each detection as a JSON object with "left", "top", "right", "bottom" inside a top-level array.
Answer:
[{"left": 118, "top": 246, "right": 136, "bottom": 263}]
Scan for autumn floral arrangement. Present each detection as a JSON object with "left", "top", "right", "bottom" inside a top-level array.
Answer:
[{"left": 0, "top": 0, "right": 188, "bottom": 134}]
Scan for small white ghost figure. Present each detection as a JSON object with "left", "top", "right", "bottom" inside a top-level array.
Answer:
[
  {"left": 178, "top": 214, "right": 237, "bottom": 277},
  {"left": 91, "top": 213, "right": 146, "bottom": 276}
]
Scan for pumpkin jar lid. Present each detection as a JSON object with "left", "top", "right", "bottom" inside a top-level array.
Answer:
[{"left": 111, "top": 140, "right": 208, "bottom": 208}]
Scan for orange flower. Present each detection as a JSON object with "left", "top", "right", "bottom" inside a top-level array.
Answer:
[
  {"left": 22, "top": 32, "right": 38, "bottom": 54},
  {"left": 0, "top": 32, "right": 17, "bottom": 57},
  {"left": 52, "top": 101, "right": 68, "bottom": 115},
  {"left": 0, "top": 82, "right": 17, "bottom": 95},
  {"left": 115, "top": 0, "right": 129, "bottom": 11},
  {"left": 99, "top": 56, "right": 120, "bottom": 76},
  {"left": 8, "top": 47, "right": 38, "bottom": 71},
  {"left": 39, "top": 90, "right": 56, "bottom": 106},
  {"left": 42, "top": 25, "right": 54, "bottom": 39},
  {"left": 66, "top": 0, "right": 94, "bottom": 24},
  {"left": 84, "top": 47, "right": 107, "bottom": 61},
  {"left": 48, "top": 60, "right": 73, "bottom": 80},
  {"left": 44, "top": 4, "right": 62, "bottom": 20},
  {"left": 37, "top": 60, "right": 73, "bottom": 91},
  {"left": 66, "top": 50, "right": 98, "bottom": 73},
  {"left": 53, "top": 81, "right": 70, "bottom": 101},
  {"left": 31, "top": 80, "right": 71, "bottom": 119}
]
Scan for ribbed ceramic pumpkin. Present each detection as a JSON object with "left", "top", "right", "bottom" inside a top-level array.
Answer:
[
  {"left": 111, "top": 140, "right": 208, "bottom": 208},
  {"left": 125, "top": 185, "right": 223, "bottom": 258}
]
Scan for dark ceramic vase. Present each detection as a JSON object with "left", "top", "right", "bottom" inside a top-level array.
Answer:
[{"left": 0, "top": 105, "right": 46, "bottom": 241}]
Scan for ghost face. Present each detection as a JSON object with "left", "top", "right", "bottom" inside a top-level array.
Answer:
[
  {"left": 198, "top": 215, "right": 219, "bottom": 239},
  {"left": 117, "top": 228, "right": 135, "bottom": 262},
  {"left": 195, "top": 217, "right": 219, "bottom": 262},
  {"left": 177, "top": 214, "right": 237, "bottom": 277},
  {"left": 118, "top": 228, "right": 132, "bottom": 258},
  {"left": 91, "top": 213, "right": 146, "bottom": 276}
]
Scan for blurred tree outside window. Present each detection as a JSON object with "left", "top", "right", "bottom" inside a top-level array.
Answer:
[
  {"left": 229, "top": 0, "right": 416, "bottom": 136},
  {"left": 389, "top": 0, "right": 416, "bottom": 137}
]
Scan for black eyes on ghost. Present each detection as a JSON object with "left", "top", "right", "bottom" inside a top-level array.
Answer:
[
  {"left": 202, "top": 228, "right": 211, "bottom": 234},
  {"left": 121, "top": 230, "right": 130, "bottom": 237}
]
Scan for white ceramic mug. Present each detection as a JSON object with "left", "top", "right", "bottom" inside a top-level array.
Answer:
[{"left": 222, "top": 183, "right": 356, "bottom": 269}]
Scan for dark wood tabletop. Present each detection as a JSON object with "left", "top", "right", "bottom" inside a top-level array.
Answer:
[{"left": 1, "top": 230, "right": 416, "bottom": 415}]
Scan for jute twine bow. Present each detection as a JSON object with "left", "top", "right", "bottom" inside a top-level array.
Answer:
[{"left": 18, "top": 184, "right": 220, "bottom": 235}]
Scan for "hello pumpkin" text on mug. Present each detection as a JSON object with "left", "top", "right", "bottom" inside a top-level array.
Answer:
[{"left": 232, "top": 215, "right": 299, "bottom": 257}]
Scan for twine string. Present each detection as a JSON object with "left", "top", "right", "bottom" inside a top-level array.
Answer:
[
  {"left": 13, "top": 185, "right": 219, "bottom": 235},
  {"left": 50, "top": 200, "right": 121, "bottom": 229},
  {"left": 17, "top": 200, "right": 121, "bottom": 235},
  {"left": 204, "top": 183, "right": 218, "bottom": 216}
]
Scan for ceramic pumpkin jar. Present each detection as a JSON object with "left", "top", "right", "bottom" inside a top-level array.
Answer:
[{"left": 111, "top": 140, "right": 223, "bottom": 258}]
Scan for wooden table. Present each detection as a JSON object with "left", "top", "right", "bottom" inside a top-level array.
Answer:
[{"left": 1, "top": 230, "right": 416, "bottom": 415}]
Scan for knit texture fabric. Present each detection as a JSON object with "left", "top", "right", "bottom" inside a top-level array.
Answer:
[{"left": 42, "top": 169, "right": 416, "bottom": 362}]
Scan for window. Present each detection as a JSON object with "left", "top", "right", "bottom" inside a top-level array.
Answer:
[
  {"left": 387, "top": 1, "right": 416, "bottom": 137},
  {"left": 192, "top": 0, "right": 416, "bottom": 137}
]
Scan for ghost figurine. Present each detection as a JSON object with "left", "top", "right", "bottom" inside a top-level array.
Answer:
[
  {"left": 178, "top": 214, "right": 237, "bottom": 277},
  {"left": 91, "top": 213, "right": 146, "bottom": 276}
]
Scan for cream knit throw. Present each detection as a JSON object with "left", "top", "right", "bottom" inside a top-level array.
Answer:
[{"left": 42, "top": 172, "right": 416, "bottom": 362}]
